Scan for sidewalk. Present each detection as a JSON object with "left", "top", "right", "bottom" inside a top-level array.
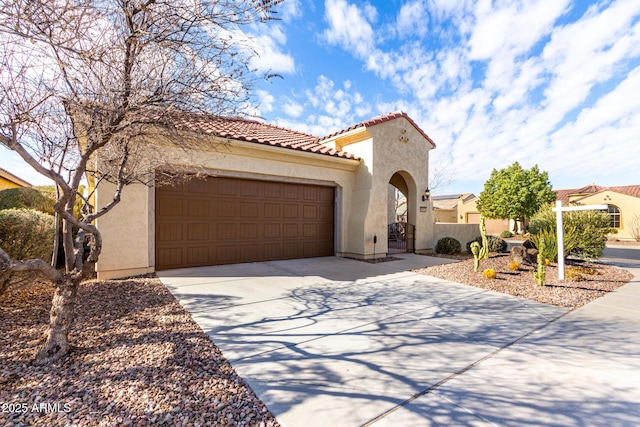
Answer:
[{"left": 374, "top": 249, "right": 640, "bottom": 426}]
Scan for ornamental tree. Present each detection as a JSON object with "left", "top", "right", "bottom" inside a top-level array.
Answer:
[
  {"left": 476, "top": 162, "right": 555, "bottom": 234},
  {"left": 0, "top": 0, "right": 282, "bottom": 364}
]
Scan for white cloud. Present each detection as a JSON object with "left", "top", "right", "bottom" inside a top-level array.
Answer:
[
  {"left": 257, "top": 90, "right": 275, "bottom": 113},
  {"left": 283, "top": 99, "right": 304, "bottom": 117},
  {"left": 396, "top": 1, "right": 430, "bottom": 39},
  {"left": 322, "top": 0, "right": 377, "bottom": 57},
  {"left": 249, "top": 26, "right": 296, "bottom": 74}
]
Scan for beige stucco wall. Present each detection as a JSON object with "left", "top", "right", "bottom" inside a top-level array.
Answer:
[
  {"left": 457, "top": 197, "right": 478, "bottom": 223},
  {"left": 95, "top": 117, "right": 436, "bottom": 278},
  {"left": 433, "top": 223, "right": 479, "bottom": 252},
  {"left": 574, "top": 191, "right": 640, "bottom": 241},
  {"left": 331, "top": 117, "right": 433, "bottom": 258},
  {"left": 0, "top": 177, "right": 22, "bottom": 191},
  {"left": 433, "top": 209, "right": 457, "bottom": 223},
  {"left": 95, "top": 138, "right": 360, "bottom": 279}
]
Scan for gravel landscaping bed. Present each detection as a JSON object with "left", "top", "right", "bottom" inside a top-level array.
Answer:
[
  {"left": 415, "top": 254, "right": 633, "bottom": 309},
  {"left": 0, "top": 276, "right": 280, "bottom": 427}
]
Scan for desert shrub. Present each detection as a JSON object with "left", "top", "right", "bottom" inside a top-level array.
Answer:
[
  {"left": 0, "top": 208, "right": 55, "bottom": 260},
  {"left": 500, "top": 230, "right": 513, "bottom": 238},
  {"left": 482, "top": 268, "right": 497, "bottom": 279},
  {"left": 466, "top": 236, "right": 508, "bottom": 253},
  {"left": 0, "top": 187, "right": 56, "bottom": 215},
  {"left": 0, "top": 208, "right": 56, "bottom": 295},
  {"left": 569, "top": 265, "right": 598, "bottom": 275},
  {"left": 508, "top": 261, "right": 520, "bottom": 271},
  {"left": 564, "top": 267, "right": 585, "bottom": 282},
  {"left": 529, "top": 204, "right": 613, "bottom": 261},
  {"left": 435, "top": 237, "right": 462, "bottom": 255}
]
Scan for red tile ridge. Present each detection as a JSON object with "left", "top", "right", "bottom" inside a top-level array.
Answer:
[{"left": 318, "top": 111, "right": 436, "bottom": 148}]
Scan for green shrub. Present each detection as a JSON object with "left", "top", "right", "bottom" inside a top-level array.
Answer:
[
  {"left": 435, "top": 237, "right": 462, "bottom": 255},
  {"left": 528, "top": 204, "right": 613, "bottom": 261},
  {"left": 466, "top": 236, "right": 507, "bottom": 253},
  {"left": 0, "top": 208, "right": 55, "bottom": 260},
  {"left": 0, "top": 187, "right": 56, "bottom": 215},
  {"left": 500, "top": 230, "right": 513, "bottom": 238}
]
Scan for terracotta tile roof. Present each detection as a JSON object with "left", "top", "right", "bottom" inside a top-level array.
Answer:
[
  {"left": 168, "top": 112, "right": 359, "bottom": 160},
  {"left": 318, "top": 111, "right": 437, "bottom": 148},
  {"left": 555, "top": 184, "right": 640, "bottom": 203}
]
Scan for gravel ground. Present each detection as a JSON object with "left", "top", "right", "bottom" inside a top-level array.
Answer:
[
  {"left": 0, "top": 276, "right": 280, "bottom": 427},
  {"left": 415, "top": 253, "right": 633, "bottom": 309}
]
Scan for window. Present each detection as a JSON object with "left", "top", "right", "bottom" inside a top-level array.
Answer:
[{"left": 608, "top": 205, "right": 621, "bottom": 228}]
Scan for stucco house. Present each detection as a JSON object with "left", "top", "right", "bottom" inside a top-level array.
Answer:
[
  {"left": 555, "top": 184, "right": 640, "bottom": 241},
  {"left": 95, "top": 112, "right": 440, "bottom": 280},
  {"left": 0, "top": 167, "right": 32, "bottom": 191},
  {"left": 439, "top": 183, "right": 640, "bottom": 240}
]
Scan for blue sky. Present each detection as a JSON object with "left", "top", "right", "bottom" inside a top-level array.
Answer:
[
  {"left": 3, "top": 0, "right": 640, "bottom": 196},
  {"left": 250, "top": 0, "right": 640, "bottom": 195}
]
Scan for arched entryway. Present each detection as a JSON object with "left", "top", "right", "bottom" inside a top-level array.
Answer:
[{"left": 388, "top": 172, "right": 415, "bottom": 253}]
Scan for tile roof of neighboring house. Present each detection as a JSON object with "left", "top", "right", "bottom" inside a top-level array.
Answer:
[
  {"left": 555, "top": 184, "right": 640, "bottom": 203},
  {"left": 168, "top": 112, "right": 359, "bottom": 160},
  {"left": 0, "top": 167, "right": 32, "bottom": 187},
  {"left": 317, "top": 111, "right": 437, "bottom": 148}
]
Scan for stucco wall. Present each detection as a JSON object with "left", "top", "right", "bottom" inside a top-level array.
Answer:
[
  {"left": 347, "top": 117, "right": 433, "bottom": 257},
  {"left": 95, "top": 139, "right": 360, "bottom": 279},
  {"left": 433, "top": 209, "right": 457, "bottom": 223},
  {"left": 95, "top": 117, "right": 437, "bottom": 278},
  {"left": 576, "top": 191, "right": 640, "bottom": 241},
  {"left": 0, "top": 177, "right": 22, "bottom": 191},
  {"left": 432, "top": 223, "right": 480, "bottom": 252}
]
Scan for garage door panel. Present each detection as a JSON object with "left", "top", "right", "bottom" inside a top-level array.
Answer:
[
  {"left": 239, "top": 202, "right": 259, "bottom": 218},
  {"left": 187, "top": 247, "right": 209, "bottom": 264},
  {"left": 217, "top": 223, "right": 237, "bottom": 240},
  {"left": 264, "top": 223, "right": 281, "bottom": 238},
  {"left": 157, "top": 247, "right": 183, "bottom": 268},
  {"left": 187, "top": 223, "right": 209, "bottom": 240},
  {"left": 264, "top": 203, "right": 281, "bottom": 218},
  {"left": 156, "top": 176, "right": 334, "bottom": 270},
  {"left": 217, "top": 201, "right": 237, "bottom": 217},
  {"left": 157, "top": 223, "right": 183, "bottom": 242},
  {"left": 240, "top": 223, "right": 259, "bottom": 239},
  {"left": 303, "top": 205, "right": 318, "bottom": 219}
]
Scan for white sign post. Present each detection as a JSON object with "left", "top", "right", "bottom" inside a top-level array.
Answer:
[{"left": 552, "top": 201, "right": 608, "bottom": 280}]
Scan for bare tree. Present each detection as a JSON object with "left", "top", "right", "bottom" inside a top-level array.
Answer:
[
  {"left": 429, "top": 159, "right": 455, "bottom": 193},
  {"left": 0, "top": 0, "right": 283, "bottom": 364}
]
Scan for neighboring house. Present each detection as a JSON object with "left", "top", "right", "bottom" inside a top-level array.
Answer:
[
  {"left": 555, "top": 184, "right": 640, "bottom": 241},
  {"left": 95, "top": 112, "right": 439, "bottom": 280},
  {"left": 432, "top": 193, "right": 475, "bottom": 223},
  {"left": 0, "top": 167, "right": 32, "bottom": 191}
]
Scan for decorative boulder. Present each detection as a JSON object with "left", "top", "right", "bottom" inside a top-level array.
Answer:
[{"left": 510, "top": 245, "right": 537, "bottom": 265}]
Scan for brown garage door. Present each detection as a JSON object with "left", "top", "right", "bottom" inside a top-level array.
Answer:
[{"left": 155, "top": 177, "right": 334, "bottom": 270}]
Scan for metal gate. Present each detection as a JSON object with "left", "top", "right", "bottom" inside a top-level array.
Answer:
[{"left": 387, "top": 222, "right": 415, "bottom": 253}]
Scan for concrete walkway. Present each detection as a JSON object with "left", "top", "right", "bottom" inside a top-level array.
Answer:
[{"left": 158, "top": 252, "right": 640, "bottom": 427}]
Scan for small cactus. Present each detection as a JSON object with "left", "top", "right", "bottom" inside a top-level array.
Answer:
[
  {"left": 482, "top": 268, "right": 497, "bottom": 279},
  {"left": 534, "top": 237, "right": 546, "bottom": 286},
  {"left": 479, "top": 216, "right": 489, "bottom": 259},
  {"left": 509, "top": 261, "right": 520, "bottom": 271},
  {"left": 470, "top": 241, "right": 481, "bottom": 272}
]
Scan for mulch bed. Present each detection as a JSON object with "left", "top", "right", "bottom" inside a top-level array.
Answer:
[
  {"left": 0, "top": 276, "right": 280, "bottom": 427},
  {"left": 415, "top": 253, "right": 633, "bottom": 309}
]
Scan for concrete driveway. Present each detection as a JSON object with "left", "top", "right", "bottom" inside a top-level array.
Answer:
[{"left": 158, "top": 253, "right": 640, "bottom": 427}]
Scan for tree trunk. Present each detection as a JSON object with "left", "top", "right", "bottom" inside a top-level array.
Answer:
[{"left": 34, "top": 276, "right": 78, "bottom": 365}]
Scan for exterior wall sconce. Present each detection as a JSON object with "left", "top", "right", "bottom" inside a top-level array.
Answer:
[{"left": 422, "top": 188, "right": 430, "bottom": 201}]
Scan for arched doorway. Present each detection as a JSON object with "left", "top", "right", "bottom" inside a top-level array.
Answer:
[{"left": 388, "top": 172, "right": 415, "bottom": 253}]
